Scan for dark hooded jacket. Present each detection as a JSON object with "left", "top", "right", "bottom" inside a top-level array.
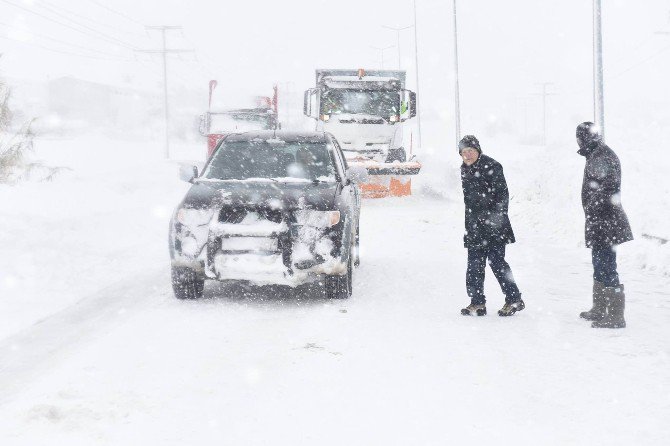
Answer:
[
  {"left": 577, "top": 123, "right": 633, "bottom": 248},
  {"left": 461, "top": 153, "right": 515, "bottom": 249}
]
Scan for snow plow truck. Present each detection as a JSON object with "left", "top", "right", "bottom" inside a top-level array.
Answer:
[
  {"left": 199, "top": 83, "right": 279, "bottom": 158},
  {"left": 303, "top": 69, "right": 421, "bottom": 198}
]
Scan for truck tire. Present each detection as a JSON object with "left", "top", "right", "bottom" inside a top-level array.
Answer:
[
  {"left": 171, "top": 266, "right": 205, "bottom": 300},
  {"left": 386, "top": 147, "right": 407, "bottom": 163},
  {"left": 325, "top": 255, "right": 352, "bottom": 299}
]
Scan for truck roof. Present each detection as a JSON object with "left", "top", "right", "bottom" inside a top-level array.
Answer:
[{"left": 316, "top": 69, "right": 406, "bottom": 88}]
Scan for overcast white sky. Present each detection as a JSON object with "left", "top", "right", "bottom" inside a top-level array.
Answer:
[{"left": 1, "top": 0, "right": 669, "bottom": 147}]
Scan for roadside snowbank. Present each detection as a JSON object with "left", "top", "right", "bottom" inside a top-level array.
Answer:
[{"left": 0, "top": 137, "right": 198, "bottom": 340}]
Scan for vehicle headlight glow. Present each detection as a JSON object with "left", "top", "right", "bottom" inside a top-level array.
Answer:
[
  {"left": 295, "top": 210, "right": 340, "bottom": 228},
  {"left": 176, "top": 208, "right": 215, "bottom": 227},
  {"left": 321, "top": 114, "right": 330, "bottom": 122}
]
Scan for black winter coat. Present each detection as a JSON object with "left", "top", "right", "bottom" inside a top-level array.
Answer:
[
  {"left": 461, "top": 154, "right": 515, "bottom": 249},
  {"left": 579, "top": 142, "right": 633, "bottom": 248}
]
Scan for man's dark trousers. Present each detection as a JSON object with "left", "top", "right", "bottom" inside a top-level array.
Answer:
[
  {"left": 592, "top": 247, "right": 620, "bottom": 287},
  {"left": 466, "top": 244, "right": 521, "bottom": 305}
]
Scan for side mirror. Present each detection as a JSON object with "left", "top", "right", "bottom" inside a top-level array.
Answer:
[
  {"left": 303, "top": 88, "right": 320, "bottom": 119},
  {"left": 179, "top": 165, "right": 198, "bottom": 183},
  {"left": 198, "top": 114, "right": 208, "bottom": 136},
  {"left": 346, "top": 165, "right": 368, "bottom": 184},
  {"left": 400, "top": 90, "right": 417, "bottom": 122},
  {"left": 303, "top": 90, "right": 310, "bottom": 116}
]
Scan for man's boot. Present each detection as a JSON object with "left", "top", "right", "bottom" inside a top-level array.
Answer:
[
  {"left": 498, "top": 299, "right": 525, "bottom": 317},
  {"left": 592, "top": 285, "right": 626, "bottom": 329},
  {"left": 580, "top": 280, "right": 606, "bottom": 321},
  {"left": 461, "top": 303, "right": 487, "bottom": 316}
]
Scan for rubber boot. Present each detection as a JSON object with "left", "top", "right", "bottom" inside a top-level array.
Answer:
[
  {"left": 580, "top": 280, "right": 606, "bottom": 321},
  {"left": 592, "top": 285, "right": 626, "bottom": 329}
]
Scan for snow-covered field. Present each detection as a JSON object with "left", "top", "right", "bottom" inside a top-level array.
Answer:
[{"left": 1, "top": 136, "right": 669, "bottom": 445}]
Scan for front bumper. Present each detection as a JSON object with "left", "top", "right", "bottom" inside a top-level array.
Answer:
[{"left": 170, "top": 212, "right": 348, "bottom": 287}]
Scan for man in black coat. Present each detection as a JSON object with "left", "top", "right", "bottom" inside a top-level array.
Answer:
[
  {"left": 576, "top": 122, "right": 633, "bottom": 329},
  {"left": 458, "top": 135, "right": 525, "bottom": 317}
]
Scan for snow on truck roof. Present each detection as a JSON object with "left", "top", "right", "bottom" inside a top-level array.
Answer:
[
  {"left": 324, "top": 76, "right": 399, "bottom": 83},
  {"left": 321, "top": 76, "right": 403, "bottom": 91}
]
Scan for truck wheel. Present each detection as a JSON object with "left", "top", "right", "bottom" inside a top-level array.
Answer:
[
  {"left": 325, "top": 255, "right": 352, "bottom": 299},
  {"left": 386, "top": 147, "right": 406, "bottom": 163},
  {"left": 171, "top": 266, "right": 205, "bottom": 300}
]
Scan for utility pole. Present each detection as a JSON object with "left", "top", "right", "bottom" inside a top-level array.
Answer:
[
  {"left": 138, "top": 26, "right": 194, "bottom": 159},
  {"left": 532, "top": 82, "right": 556, "bottom": 146},
  {"left": 371, "top": 45, "right": 395, "bottom": 69},
  {"left": 593, "top": 0, "right": 605, "bottom": 139},
  {"left": 412, "top": 0, "right": 423, "bottom": 148},
  {"left": 382, "top": 25, "right": 413, "bottom": 69},
  {"left": 452, "top": 0, "right": 461, "bottom": 146}
]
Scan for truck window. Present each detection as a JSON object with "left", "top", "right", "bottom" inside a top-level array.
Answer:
[{"left": 321, "top": 89, "right": 400, "bottom": 117}]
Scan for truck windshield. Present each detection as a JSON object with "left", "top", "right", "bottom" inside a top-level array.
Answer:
[
  {"left": 320, "top": 89, "right": 399, "bottom": 117},
  {"left": 209, "top": 112, "right": 275, "bottom": 134},
  {"left": 202, "top": 140, "right": 336, "bottom": 181}
]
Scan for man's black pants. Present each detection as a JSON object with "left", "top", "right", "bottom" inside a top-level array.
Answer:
[
  {"left": 466, "top": 245, "right": 521, "bottom": 305},
  {"left": 592, "top": 246, "right": 620, "bottom": 287}
]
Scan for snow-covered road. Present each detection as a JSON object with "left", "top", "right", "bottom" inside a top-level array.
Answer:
[
  {"left": 2, "top": 196, "right": 669, "bottom": 445},
  {"left": 1, "top": 137, "right": 669, "bottom": 445}
]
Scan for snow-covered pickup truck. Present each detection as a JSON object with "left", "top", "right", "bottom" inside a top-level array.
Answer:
[{"left": 169, "top": 131, "right": 367, "bottom": 299}]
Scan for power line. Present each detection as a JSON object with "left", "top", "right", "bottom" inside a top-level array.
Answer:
[
  {"left": 36, "top": 0, "right": 147, "bottom": 39},
  {"left": 88, "top": 0, "right": 146, "bottom": 27},
  {"left": 0, "top": 21, "right": 135, "bottom": 60},
  {"left": 0, "top": 33, "right": 132, "bottom": 61},
  {"left": 611, "top": 44, "right": 670, "bottom": 79},
  {"left": 1, "top": 0, "right": 140, "bottom": 51}
]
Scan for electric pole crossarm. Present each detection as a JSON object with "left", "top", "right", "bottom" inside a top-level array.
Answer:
[{"left": 382, "top": 25, "right": 413, "bottom": 70}]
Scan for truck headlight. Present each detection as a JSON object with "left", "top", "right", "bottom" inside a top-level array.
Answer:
[
  {"left": 176, "top": 208, "right": 215, "bottom": 227},
  {"left": 295, "top": 210, "right": 340, "bottom": 228},
  {"left": 321, "top": 114, "right": 330, "bottom": 122}
]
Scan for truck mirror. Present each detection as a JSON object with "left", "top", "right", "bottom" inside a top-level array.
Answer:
[
  {"left": 400, "top": 90, "right": 417, "bottom": 122},
  {"left": 198, "top": 114, "right": 207, "bottom": 136},
  {"left": 303, "top": 89, "right": 320, "bottom": 119},
  {"left": 303, "top": 90, "right": 310, "bottom": 116},
  {"left": 409, "top": 91, "right": 417, "bottom": 118}
]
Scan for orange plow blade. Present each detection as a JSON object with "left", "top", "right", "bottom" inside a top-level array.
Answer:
[{"left": 348, "top": 158, "right": 422, "bottom": 199}]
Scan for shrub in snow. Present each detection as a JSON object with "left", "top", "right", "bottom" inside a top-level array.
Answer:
[{"left": 0, "top": 80, "right": 67, "bottom": 184}]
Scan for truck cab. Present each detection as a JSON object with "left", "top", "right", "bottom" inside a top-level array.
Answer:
[
  {"left": 200, "top": 88, "right": 279, "bottom": 158},
  {"left": 304, "top": 69, "right": 416, "bottom": 163}
]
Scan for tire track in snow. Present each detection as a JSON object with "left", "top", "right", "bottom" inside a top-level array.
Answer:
[{"left": 0, "top": 268, "right": 169, "bottom": 405}]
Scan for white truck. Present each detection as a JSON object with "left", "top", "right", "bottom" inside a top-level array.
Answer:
[
  {"left": 303, "top": 69, "right": 421, "bottom": 197},
  {"left": 304, "top": 69, "right": 420, "bottom": 163}
]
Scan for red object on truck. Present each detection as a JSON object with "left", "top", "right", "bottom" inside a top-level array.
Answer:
[{"left": 199, "top": 83, "right": 280, "bottom": 158}]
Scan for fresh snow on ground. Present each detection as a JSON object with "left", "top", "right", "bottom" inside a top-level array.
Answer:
[{"left": 0, "top": 136, "right": 669, "bottom": 445}]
